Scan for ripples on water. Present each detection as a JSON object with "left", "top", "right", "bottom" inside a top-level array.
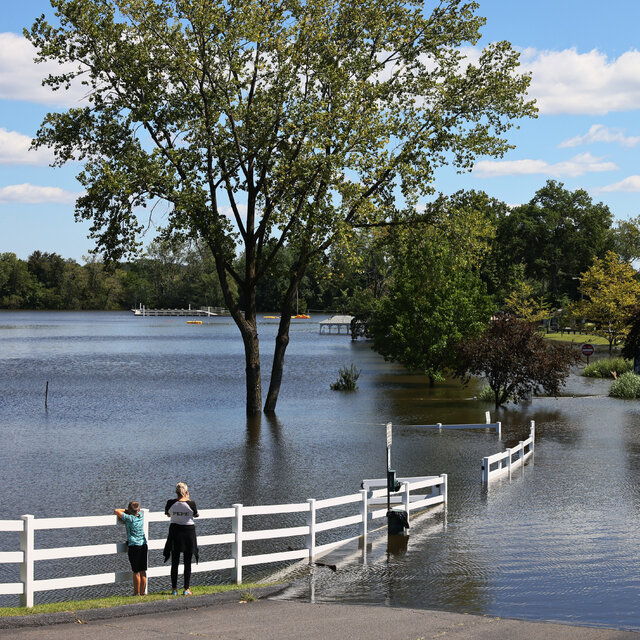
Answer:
[{"left": 1, "top": 312, "right": 640, "bottom": 629}]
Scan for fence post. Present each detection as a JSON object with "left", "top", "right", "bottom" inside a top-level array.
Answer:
[
  {"left": 141, "top": 508, "right": 150, "bottom": 595},
  {"left": 506, "top": 448, "right": 512, "bottom": 477},
  {"left": 437, "top": 422, "right": 442, "bottom": 432},
  {"left": 20, "top": 514, "right": 34, "bottom": 608},
  {"left": 306, "top": 499, "right": 316, "bottom": 563},
  {"left": 496, "top": 421, "right": 502, "bottom": 438},
  {"left": 231, "top": 504, "right": 243, "bottom": 584},
  {"left": 530, "top": 420, "right": 535, "bottom": 453},
  {"left": 518, "top": 442, "right": 524, "bottom": 466},
  {"left": 440, "top": 474, "right": 448, "bottom": 504},
  {"left": 485, "top": 411, "right": 491, "bottom": 424},
  {"left": 481, "top": 457, "right": 489, "bottom": 483},
  {"left": 401, "top": 482, "right": 411, "bottom": 515},
  {"left": 358, "top": 490, "right": 368, "bottom": 540}
]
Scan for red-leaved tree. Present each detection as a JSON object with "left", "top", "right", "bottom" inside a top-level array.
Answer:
[{"left": 456, "top": 315, "right": 580, "bottom": 409}]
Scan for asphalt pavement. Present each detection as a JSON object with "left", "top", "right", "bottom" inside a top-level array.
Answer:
[{"left": 2, "top": 587, "right": 640, "bottom": 640}]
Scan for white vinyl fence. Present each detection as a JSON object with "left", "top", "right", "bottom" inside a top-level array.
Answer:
[
  {"left": 1, "top": 475, "right": 447, "bottom": 607},
  {"left": 481, "top": 421, "right": 535, "bottom": 483}
]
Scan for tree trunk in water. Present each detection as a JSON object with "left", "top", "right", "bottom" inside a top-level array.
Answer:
[
  {"left": 264, "top": 312, "right": 292, "bottom": 413},
  {"left": 241, "top": 322, "right": 262, "bottom": 416},
  {"left": 263, "top": 252, "right": 310, "bottom": 414}
]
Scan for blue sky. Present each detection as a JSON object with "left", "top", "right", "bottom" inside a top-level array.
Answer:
[{"left": 2, "top": 1, "right": 640, "bottom": 261}]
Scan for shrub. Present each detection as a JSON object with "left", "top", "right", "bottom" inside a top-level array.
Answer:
[
  {"left": 477, "top": 386, "right": 495, "bottom": 402},
  {"left": 477, "top": 385, "right": 514, "bottom": 403},
  {"left": 609, "top": 372, "right": 640, "bottom": 399},
  {"left": 582, "top": 357, "right": 632, "bottom": 379},
  {"left": 330, "top": 364, "right": 360, "bottom": 391}
]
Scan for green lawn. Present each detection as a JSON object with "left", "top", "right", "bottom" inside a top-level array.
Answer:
[
  {"left": 0, "top": 583, "right": 268, "bottom": 617},
  {"left": 543, "top": 332, "right": 610, "bottom": 347}
]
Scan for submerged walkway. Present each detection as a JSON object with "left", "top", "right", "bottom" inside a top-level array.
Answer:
[{"left": 2, "top": 591, "right": 639, "bottom": 639}]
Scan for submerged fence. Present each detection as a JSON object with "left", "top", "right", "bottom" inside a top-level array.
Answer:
[
  {"left": 0, "top": 475, "right": 447, "bottom": 607},
  {"left": 409, "top": 411, "right": 502, "bottom": 437},
  {"left": 481, "top": 421, "right": 535, "bottom": 483}
]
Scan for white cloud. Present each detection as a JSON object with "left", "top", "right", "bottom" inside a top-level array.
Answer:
[
  {"left": 520, "top": 47, "right": 640, "bottom": 115},
  {"left": 599, "top": 176, "right": 640, "bottom": 193},
  {"left": 0, "top": 183, "right": 79, "bottom": 204},
  {"left": 0, "top": 128, "right": 54, "bottom": 165},
  {"left": 559, "top": 124, "right": 640, "bottom": 148},
  {"left": 220, "top": 203, "right": 248, "bottom": 221},
  {"left": 0, "top": 32, "right": 86, "bottom": 106},
  {"left": 473, "top": 152, "right": 617, "bottom": 178}
]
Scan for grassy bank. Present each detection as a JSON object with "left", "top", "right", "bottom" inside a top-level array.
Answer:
[
  {"left": 0, "top": 583, "right": 268, "bottom": 617},
  {"left": 543, "top": 332, "right": 609, "bottom": 346}
]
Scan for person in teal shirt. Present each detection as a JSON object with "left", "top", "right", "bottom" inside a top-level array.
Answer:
[{"left": 115, "top": 501, "right": 148, "bottom": 596}]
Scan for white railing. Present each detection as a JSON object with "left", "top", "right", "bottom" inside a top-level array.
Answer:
[
  {"left": 0, "top": 475, "right": 447, "bottom": 608},
  {"left": 481, "top": 421, "right": 535, "bottom": 483}
]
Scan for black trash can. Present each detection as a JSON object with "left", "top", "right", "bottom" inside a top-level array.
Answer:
[{"left": 386, "top": 508, "right": 409, "bottom": 535}]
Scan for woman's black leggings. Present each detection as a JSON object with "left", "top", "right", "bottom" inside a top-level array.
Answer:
[{"left": 171, "top": 552, "right": 192, "bottom": 589}]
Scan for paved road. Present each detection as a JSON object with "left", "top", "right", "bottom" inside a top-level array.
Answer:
[{"left": 2, "top": 596, "right": 640, "bottom": 640}]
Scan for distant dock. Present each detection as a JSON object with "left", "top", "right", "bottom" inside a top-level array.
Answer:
[
  {"left": 319, "top": 314, "right": 354, "bottom": 334},
  {"left": 131, "top": 305, "right": 229, "bottom": 317}
]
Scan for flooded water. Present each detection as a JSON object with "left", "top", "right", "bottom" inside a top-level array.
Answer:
[{"left": 1, "top": 311, "right": 639, "bottom": 629}]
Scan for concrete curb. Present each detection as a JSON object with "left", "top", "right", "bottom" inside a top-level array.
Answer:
[{"left": 0, "top": 584, "right": 289, "bottom": 629}]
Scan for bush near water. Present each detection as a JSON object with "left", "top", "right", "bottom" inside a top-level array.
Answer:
[
  {"left": 582, "top": 357, "right": 633, "bottom": 379},
  {"left": 609, "top": 372, "right": 640, "bottom": 399}
]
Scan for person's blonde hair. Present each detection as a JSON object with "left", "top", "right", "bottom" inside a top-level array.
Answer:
[{"left": 176, "top": 482, "right": 188, "bottom": 497}]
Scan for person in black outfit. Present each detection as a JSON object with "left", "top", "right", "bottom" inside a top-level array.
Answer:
[{"left": 164, "top": 482, "right": 199, "bottom": 595}]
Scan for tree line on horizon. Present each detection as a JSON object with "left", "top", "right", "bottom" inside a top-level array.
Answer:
[{"left": 2, "top": 180, "right": 639, "bottom": 320}]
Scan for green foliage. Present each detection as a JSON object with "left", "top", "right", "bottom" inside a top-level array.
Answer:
[
  {"left": 612, "top": 215, "right": 640, "bottom": 263},
  {"left": 577, "top": 251, "right": 640, "bottom": 354},
  {"left": 492, "top": 180, "right": 613, "bottom": 305},
  {"left": 477, "top": 386, "right": 495, "bottom": 402},
  {"left": 504, "top": 280, "right": 551, "bottom": 323},
  {"left": 581, "top": 357, "right": 632, "bottom": 378},
  {"left": 0, "top": 241, "right": 229, "bottom": 311},
  {"left": 609, "top": 372, "right": 640, "bottom": 399},
  {"left": 330, "top": 364, "right": 361, "bottom": 391},
  {"left": 367, "top": 199, "right": 495, "bottom": 383}
]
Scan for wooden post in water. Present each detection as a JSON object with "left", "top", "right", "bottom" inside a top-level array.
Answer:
[{"left": 45, "top": 381, "right": 49, "bottom": 410}]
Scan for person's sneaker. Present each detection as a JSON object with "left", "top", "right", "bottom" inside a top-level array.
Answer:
[
  {"left": 171, "top": 590, "right": 178, "bottom": 596},
  {"left": 183, "top": 589, "right": 192, "bottom": 596}
]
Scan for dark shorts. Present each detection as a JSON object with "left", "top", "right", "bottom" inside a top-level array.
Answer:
[{"left": 127, "top": 543, "right": 148, "bottom": 572}]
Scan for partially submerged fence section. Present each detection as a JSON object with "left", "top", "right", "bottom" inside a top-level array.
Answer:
[
  {"left": 0, "top": 475, "right": 447, "bottom": 607},
  {"left": 408, "top": 411, "right": 501, "bottom": 438},
  {"left": 481, "top": 421, "right": 535, "bottom": 483}
]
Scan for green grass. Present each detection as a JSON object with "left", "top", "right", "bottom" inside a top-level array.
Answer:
[
  {"left": 582, "top": 357, "right": 632, "bottom": 378},
  {"left": 543, "top": 332, "right": 610, "bottom": 346},
  {"left": 0, "top": 582, "right": 270, "bottom": 617}
]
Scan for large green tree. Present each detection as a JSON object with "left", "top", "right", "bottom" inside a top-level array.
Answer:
[
  {"left": 496, "top": 180, "right": 613, "bottom": 304},
  {"left": 367, "top": 198, "right": 495, "bottom": 384},
  {"left": 28, "top": 0, "right": 535, "bottom": 415}
]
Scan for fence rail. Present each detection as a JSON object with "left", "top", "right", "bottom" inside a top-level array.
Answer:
[
  {"left": 481, "top": 421, "right": 535, "bottom": 483},
  {"left": 1, "top": 475, "right": 447, "bottom": 607},
  {"left": 408, "top": 412, "right": 501, "bottom": 437}
]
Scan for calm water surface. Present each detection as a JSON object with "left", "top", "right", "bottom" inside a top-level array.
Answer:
[{"left": 1, "top": 311, "right": 639, "bottom": 629}]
